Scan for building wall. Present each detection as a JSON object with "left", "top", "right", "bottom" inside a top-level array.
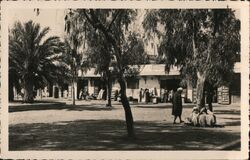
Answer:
[
  {"left": 54, "top": 62, "right": 241, "bottom": 105},
  {"left": 139, "top": 76, "right": 160, "bottom": 90},
  {"left": 127, "top": 76, "right": 166, "bottom": 100}
]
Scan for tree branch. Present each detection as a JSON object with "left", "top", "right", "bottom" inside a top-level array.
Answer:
[
  {"left": 82, "top": 10, "right": 95, "bottom": 29},
  {"left": 108, "top": 10, "right": 122, "bottom": 31},
  {"left": 83, "top": 9, "right": 123, "bottom": 74}
]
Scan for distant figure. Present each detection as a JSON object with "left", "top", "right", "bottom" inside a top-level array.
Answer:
[
  {"left": 154, "top": 87, "right": 158, "bottom": 96},
  {"left": 145, "top": 88, "right": 150, "bottom": 103},
  {"left": 164, "top": 90, "right": 169, "bottom": 103},
  {"left": 160, "top": 89, "right": 165, "bottom": 103},
  {"left": 81, "top": 89, "right": 89, "bottom": 100},
  {"left": 79, "top": 89, "right": 83, "bottom": 99},
  {"left": 97, "top": 89, "right": 104, "bottom": 100},
  {"left": 169, "top": 90, "right": 173, "bottom": 102},
  {"left": 79, "top": 89, "right": 87, "bottom": 100},
  {"left": 172, "top": 87, "right": 184, "bottom": 124},
  {"left": 114, "top": 89, "right": 119, "bottom": 101},
  {"left": 139, "top": 88, "right": 143, "bottom": 102}
]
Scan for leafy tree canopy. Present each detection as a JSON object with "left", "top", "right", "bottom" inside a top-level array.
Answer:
[{"left": 143, "top": 9, "right": 240, "bottom": 87}]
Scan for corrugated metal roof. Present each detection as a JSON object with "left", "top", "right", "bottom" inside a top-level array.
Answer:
[
  {"left": 78, "top": 63, "right": 240, "bottom": 77},
  {"left": 77, "top": 64, "right": 180, "bottom": 77},
  {"left": 139, "top": 64, "right": 180, "bottom": 76}
]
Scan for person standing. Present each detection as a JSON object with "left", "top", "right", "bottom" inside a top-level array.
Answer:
[
  {"left": 114, "top": 89, "right": 119, "bottom": 101},
  {"left": 206, "top": 90, "right": 213, "bottom": 111},
  {"left": 139, "top": 88, "right": 143, "bottom": 102},
  {"left": 145, "top": 88, "right": 150, "bottom": 104},
  {"left": 172, "top": 87, "right": 184, "bottom": 124}
]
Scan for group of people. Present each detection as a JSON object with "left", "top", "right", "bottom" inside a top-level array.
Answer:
[
  {"left": 187, "top": 106, "right": 216, "bottom": 127},
  {"left": 139, "top": 88, "right": 158, "bottom": 103},
  {"left": 79, "top": 88, "right": 89, "bottom": 100},
  {"left": 161, "top": 89, "right": 174, "bottom": 103},
  {"left": 139, "top": 88, "right": 177, "bottom": 104},
  {"left": 171, "top": 87, "right": 216, "bottom": 127}
]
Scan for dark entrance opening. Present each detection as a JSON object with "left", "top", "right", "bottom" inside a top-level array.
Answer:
[
  {"left": 230, "top": 73, "right": 240, "bottom": 104},
  {"left": 160, "top": 78, "right": 181, "bottom": 103},
  {"left": 77, "top": 79, "right": 88, "bottom": 99},
  {"left": 61, "top": 83, "right": 68, "bottom": 98},
  {"left": 160, "top": 79, "right": 181, "bottom": 91}
]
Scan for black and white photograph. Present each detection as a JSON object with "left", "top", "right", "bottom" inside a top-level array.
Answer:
[{"left": 0, "top": 1, "right": 249, "bottom": 159}]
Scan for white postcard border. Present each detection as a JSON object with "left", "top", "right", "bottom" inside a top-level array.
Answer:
[{"left": 1, "top": 1, "right": 249, "bottom": 159}]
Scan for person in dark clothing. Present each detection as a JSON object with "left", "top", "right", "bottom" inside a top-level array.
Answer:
[
  {"left": 113, "top": 89, "right": 118, "bottom": 101},
  {"left": 139, "top": 88, "right": 143, "bottom": 102},
  {"left": 145, "top": 88, "right": 150, "bottom": 103},
  {"left": 172, "top": 87, "right": 184, "bottom": 124},
  {"left": 206, "top": 91, "right": 213, "bottom": 111}
]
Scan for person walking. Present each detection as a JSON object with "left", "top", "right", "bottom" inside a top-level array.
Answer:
[{"left": 172, "top": 87, "right": 184, "bottom": 124}]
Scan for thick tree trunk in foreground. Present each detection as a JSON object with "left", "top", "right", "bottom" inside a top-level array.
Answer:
[
  {"left": 23, "top": 76, "right": 34, "bottom": 103},
  {"left": 196, "top": 72, "right": 206, "bottom": 109},
  {"left": 82, "top": 11, "right": 135, "bottom": 137},
  {"left": 118, "top": 78, "right": 135, "bottom": 138}
]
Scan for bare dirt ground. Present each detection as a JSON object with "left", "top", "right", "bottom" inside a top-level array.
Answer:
[{"left": 9, "top": 99, "right": 240, "bottom": 150}]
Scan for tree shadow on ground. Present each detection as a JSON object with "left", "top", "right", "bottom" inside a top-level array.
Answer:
[
  {"left": 9, "top": 104, "right": 116, "bottom": 113},
  {"left": 214, "top": 110, "right": 240, "bottom": 115},
  {"left": 135, "top": 104, "right": 195, "bottom": 109},
  {"left": 9, "top": 119, "right": 240, "bottom": 151},
  {"left": 222, "top": 117, "right": 241, "bottom": 121},
  {"left": 136, "top": 106, "right": 169, "bottom": 109},
  {"left": 222, "top": 121, "right": 241, "bottom": 126}
]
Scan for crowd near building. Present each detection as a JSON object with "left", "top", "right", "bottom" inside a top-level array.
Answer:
[{"left": 41, "top": 65, "right": 240, "bottom": 105}]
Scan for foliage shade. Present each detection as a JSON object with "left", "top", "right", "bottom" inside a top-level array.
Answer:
[{"left": 143, "top": 9, "right": 240, "bottom": 88}]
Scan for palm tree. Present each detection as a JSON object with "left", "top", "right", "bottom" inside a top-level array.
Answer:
[{"left": 9, "top": 20, "right": 65, "bottom": 103}]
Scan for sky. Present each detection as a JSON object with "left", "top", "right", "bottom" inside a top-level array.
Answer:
[
  {"left": 8, "top": 8, "right": 240, "bottom": 40},
  {"left": 8, "top": 9, "right": 66, "bottom": 38}
]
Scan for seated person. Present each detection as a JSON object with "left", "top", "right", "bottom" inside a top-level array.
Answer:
[
  {"left": 186, "top": 107, "right": 199, "bottom": 126},
  {"left": 199, "top": 107, "right": 207, "bottom": 127},
  {"left": 206, "top": 107, "right": 216, "bottom": 126}
]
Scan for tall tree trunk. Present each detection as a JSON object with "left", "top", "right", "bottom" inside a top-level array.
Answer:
[
  {"left": 196, "top": 71, "right": 206, "bottom": 109},
  {"left": 118, "top": 78, "right": 135, "bottom": 138},
  {"left": 23, "top": 76, "right": 34, "bottom": 103},
  {"left": 83, "top": 12, "right": 134, "bottom": 137},
  {"left": 72, "top": 79, "right": 76, "bottom": 106},
  {"left": 106, "top": 72, "right": 112, "bottom": 107},
  {"left": 106, "top": 80, "right": 112, "bottom": 107}
]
